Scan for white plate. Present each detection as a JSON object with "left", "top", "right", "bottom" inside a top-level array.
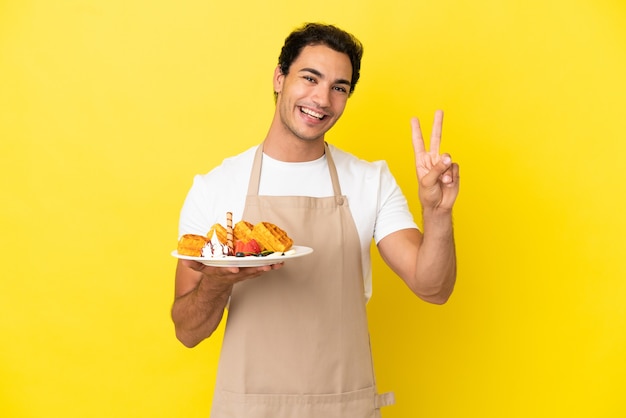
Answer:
[{"left": 171, "top": 245, "right": 314, "bottom": 267}]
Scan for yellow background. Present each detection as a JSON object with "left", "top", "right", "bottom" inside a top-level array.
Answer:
[{"left": 1, "top": 0, "right": 625, "bottom": 417}]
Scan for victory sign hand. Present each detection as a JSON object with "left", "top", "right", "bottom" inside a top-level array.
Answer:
[{"left": 411, "top": 110, "right": 460, "bottom": 213}]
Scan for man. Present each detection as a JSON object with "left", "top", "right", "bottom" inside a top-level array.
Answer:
[{"left": 172, "top": 22, "right": 459, "bottom": 417}]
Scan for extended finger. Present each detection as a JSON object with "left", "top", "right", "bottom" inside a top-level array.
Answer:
[
  {"left": 411, "top": 117, "right": 426, "bottom": 154},
  {"left": 197, "top": 264, "right": 240, "bottom": 277},
  {"left": 231, "top": 265, "right": 273, "bottom": 279},
  {"left": 430, "top": 110, "right": 444, "bottom": 155}
]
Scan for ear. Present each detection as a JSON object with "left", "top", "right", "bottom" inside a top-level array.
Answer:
[{"left": 273, "top": 65, "right": 284, "bottom": 94}]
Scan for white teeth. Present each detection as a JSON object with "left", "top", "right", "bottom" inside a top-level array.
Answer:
[{"left": 300, "top": 107, "right": 324, "bottom": 119}]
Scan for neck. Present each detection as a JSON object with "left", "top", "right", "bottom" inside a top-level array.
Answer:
[{"left": 262, "top": 114, "right": 326, "bottom": 162}]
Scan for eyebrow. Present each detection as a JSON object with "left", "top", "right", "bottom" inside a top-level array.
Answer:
[{"left": 299, "top": 67, "right": 352, "bottom": 88}]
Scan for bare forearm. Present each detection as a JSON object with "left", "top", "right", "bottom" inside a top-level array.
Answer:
[
  {"left": 171, "top": 279, "right": 232, "bottom": 348},
  {"left": 413, "top": 209, "right": 457, "bottom": 304}
]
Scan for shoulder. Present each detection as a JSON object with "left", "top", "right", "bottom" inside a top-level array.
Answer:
[{"left": 179, "top": 145, "right": 258, "bottom": 236}]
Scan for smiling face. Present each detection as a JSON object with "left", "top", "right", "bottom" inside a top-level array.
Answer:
[{"left": 273, "top": 44, "right": 353, "bottom": 144}]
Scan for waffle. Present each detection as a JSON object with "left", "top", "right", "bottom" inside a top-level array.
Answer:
[
  {"left": 251, "top": 222, "right": 293, "bottom": 252},
  {"left": 177, "top": 234, "right": 210, "bottom": 257},
  {"left": 234, "top": 220, "right": 254, "bottom": 242},
  {"left": 207, "top": 223, "right": 228, "bottom": 245}
]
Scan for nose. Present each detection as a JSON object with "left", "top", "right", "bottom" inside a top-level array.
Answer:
[{"left": 311, "top": 84, "right": 331, "bottom": 108}]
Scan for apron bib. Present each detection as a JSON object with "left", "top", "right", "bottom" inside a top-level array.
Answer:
[{"left": 211, "top": 143, "right": 394, "bottom": 417}]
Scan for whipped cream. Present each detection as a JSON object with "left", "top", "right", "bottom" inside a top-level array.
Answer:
[{"left": 201, "top": 232, "right": 228, "bottom": 258}]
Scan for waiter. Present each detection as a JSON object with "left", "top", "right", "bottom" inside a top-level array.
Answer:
[{"left": 171, "top": 22, "right": 459, "bottom": 417}]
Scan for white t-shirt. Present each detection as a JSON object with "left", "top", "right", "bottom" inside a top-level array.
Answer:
[{"left": 178, "top": 144, "right": 418, "bottom": 300}]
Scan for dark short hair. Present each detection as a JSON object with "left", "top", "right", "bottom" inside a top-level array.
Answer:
[{"left": 277, "top": 23, "right": 364, "bottom": 96}]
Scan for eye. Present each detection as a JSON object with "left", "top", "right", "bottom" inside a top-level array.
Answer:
[
  {"left": 303, "top": 75, "right": 317, "bottom": 83},
  {"left": 333, "top": 85, "right": 348, "bottom": 94}
]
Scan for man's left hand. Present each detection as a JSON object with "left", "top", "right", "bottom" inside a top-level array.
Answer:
[{"left": 411, "top": 110, "right": 460, "bottom": 213}]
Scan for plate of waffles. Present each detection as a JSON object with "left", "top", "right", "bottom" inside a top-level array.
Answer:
[{"left": 171, "top": 245, "right": 314, "bottom": 267}]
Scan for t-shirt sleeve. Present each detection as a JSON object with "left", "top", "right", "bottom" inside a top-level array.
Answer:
[
  {"left": 177, "top": 148, "right": 255, "bottom": 238},
  {"left": 372, "top": 161, "right": 419, "bottom": 244},
  {"left": 178, "top": 173, "right": 224, "bottom": 238}
]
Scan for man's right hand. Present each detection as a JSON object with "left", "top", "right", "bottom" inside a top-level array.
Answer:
[{"left": 171, "top": 259, "right": 284, "bottom": 347}]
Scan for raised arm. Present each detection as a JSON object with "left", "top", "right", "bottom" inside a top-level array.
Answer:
[
  {"left": 171, "top": 260, "right": 283, "bottom": 347},
  {"left": 377, "top": 110, "right": 460, "bottom": 304}
]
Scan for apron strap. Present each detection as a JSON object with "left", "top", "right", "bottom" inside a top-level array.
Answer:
[
  {"left": 247, "top": 142, "right": 343, "bottom": 199},
  {"left": 247, "top": 144, "right": 264, "bottom": 197}
]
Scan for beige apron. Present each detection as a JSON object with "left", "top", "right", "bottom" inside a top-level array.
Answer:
[{"left": 211, "top": 143, "right": 394, "bottom": 418}]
